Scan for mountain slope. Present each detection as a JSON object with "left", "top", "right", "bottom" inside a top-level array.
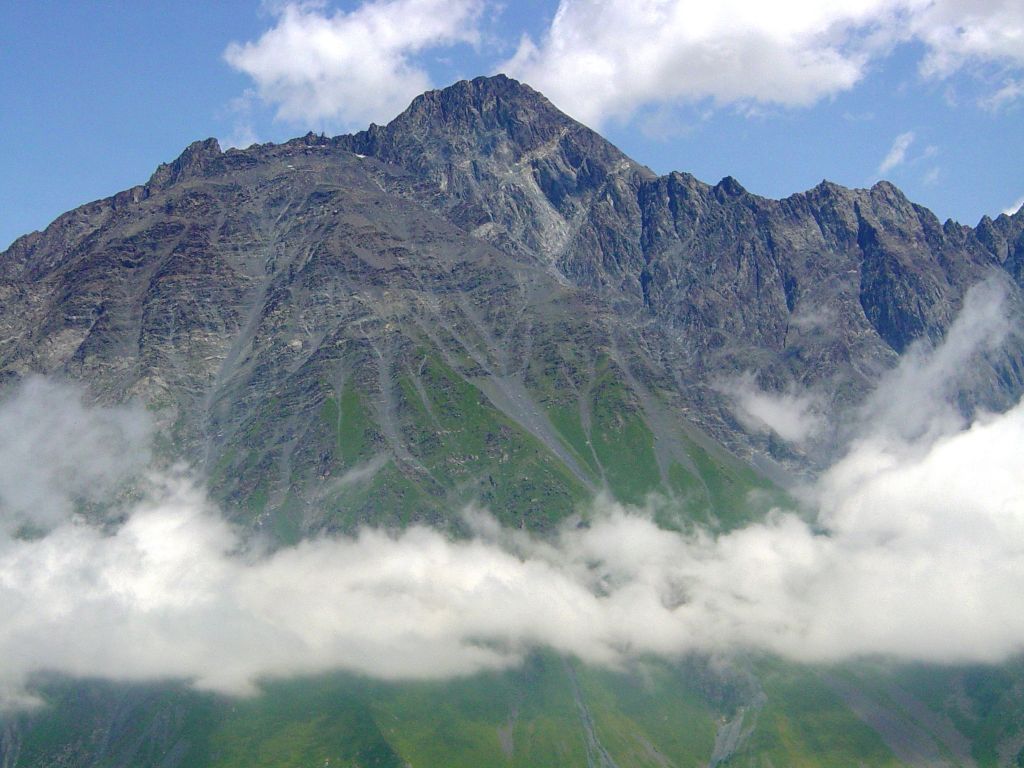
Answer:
[
  {"left": 2, "top": 75, "right": 1024, "bottom": 767},
  {"left": 3, "top": 76, "right": 1022, "bottom": 535}
]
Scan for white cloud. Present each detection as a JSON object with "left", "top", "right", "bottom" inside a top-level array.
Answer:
[
  {"left": 912, "top": 0, "right": 1024, "bottom": 81},
  {"left": 878, "top": 130, "right": 915, "bottom": 174},
  {"left": 222, "top": 0, "right": 1024, "bottom": 131},
  {"left": 500, "top": 0, "right": 888, "bottom": 127},
  {"left": 982, "top": 78, "right": 1024, "bottom": 111},
  {"left": 858, "top": 276, "right": 1012, "bottom": 441},
  {"left": 719, "top": 372, "right": 825, "bottom": 444},
  {"left": 499, "top": 0, "right": 1024, "bottom": 127},
  {"left": 0, "top": 378, "right": 151, "bottom": 533},
  {"left": 1003, "top": 195, "right": 1024, "bottom": 216},
  {"left": 224, "top": 0, "right": 483, "bottom": 128},
  {"left": 1, "top": 282, "right": 1023, "bottom": 710},
  {"left": 221, "top": 88, "right": 261, "bottom": 149},
  {"left": 842, "top": 110, "right": 876, "bottom": 121},
  {"left": 705, "top": 399, "right": 1024, "bottom": 663}
]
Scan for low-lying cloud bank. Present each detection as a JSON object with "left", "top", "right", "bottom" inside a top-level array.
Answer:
[{"left": 1, "top": 281, "right": 1022, "bottom": 710}]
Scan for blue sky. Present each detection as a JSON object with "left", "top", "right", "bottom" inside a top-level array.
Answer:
[{"left": 1, "top": 0, "right": 1022, "bottom": 251}]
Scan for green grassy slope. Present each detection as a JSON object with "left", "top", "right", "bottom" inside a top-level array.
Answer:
[
  {"left": 206, "top": 338, "right": 787, "bottom": 539},
  {"left": 16, "top": 656, "right": 1023, "bottom": 767}
]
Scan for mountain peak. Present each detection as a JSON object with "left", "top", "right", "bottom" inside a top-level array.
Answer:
[
  {"left": 147, "top": 137, "right": 222, "bottom": 189},
  {"left": 343, "top": 73, "right": 585, "bottom": 163},
  {"left": 409, "top": 73, "right": 548, "bottom": 112},
  {"left": 336, "top": 74, "right": 649, "bottom": 259},
  {"left": 714, "top": 175, "right": 747, "bottom": 199}
]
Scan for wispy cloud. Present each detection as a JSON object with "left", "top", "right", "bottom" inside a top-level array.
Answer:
[
  {"left": 0, "top": 378, "right": 151, "bottom": 533},
  {"left": 878, "top": 130, "right": 915, "bottom": 174},
  {"left": 981, "top": 79, "right": 1024, "bottom": 112},
  {"left": 1004, "top": 195, "right": 1024, "bottom": 216},
  {"left": 842, "top": 110, "right": 875, "bottom": 122},
  {"left": 220, "top": 88, "right": 261, "bottom": 149},
  {"left": 857, "top": 277, "right": 1012, "bottom": 441},
  {"left": 718, "top": 373, "right": 824, "bottom": 445}
]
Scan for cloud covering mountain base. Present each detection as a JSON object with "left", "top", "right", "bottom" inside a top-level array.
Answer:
[{"left": 1, "top": 282, "right": 1022, "bottom": 711}]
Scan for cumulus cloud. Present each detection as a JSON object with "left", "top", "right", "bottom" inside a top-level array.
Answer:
[
  {"left": 499, "top": 0, "right": 1024, "bottom": 127},
  {"left": 222, "top": 0, "right": 1024, "bottom": 130},
  {"left": 878, "top": 131, "right": 916, "bottom": 174},
  {"left": 1, "top": 281, "right": 1023, "bottom": 710},
  {"left": 911, "top": 0, "right": 1024, "bottom": 81},
  {"left": 224, "top": 0, "right": 483, "bottom": 128},
  {"left": 500, "top": 0, "right": 885, "bottom": 126}
]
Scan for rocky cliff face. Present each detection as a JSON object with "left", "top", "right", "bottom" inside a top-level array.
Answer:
[{"left": 1, "top": 74, "right": 1022, "bottom": 537}]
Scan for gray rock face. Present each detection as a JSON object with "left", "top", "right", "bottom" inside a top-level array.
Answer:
[
  {"left": 340, "top": 74, "right": 654, "bottom": 264},
  {"left": 976, "top": 207, "right": 1024, "bottom": 285},
  {"left": 344, "top": 76, "right": 1024, "bottom": 418},
  {"left": 1, "top": 74, "right": 1022, "bottom": 533}
]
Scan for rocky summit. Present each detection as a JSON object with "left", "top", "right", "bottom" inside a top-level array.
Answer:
[{"left": 2, "top": 75, "right": 1024, "bottom": 767}]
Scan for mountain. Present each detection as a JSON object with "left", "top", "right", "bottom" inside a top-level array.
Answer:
[{"left": 2, "top": 75, "right": 1024, "bottom": 767}]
